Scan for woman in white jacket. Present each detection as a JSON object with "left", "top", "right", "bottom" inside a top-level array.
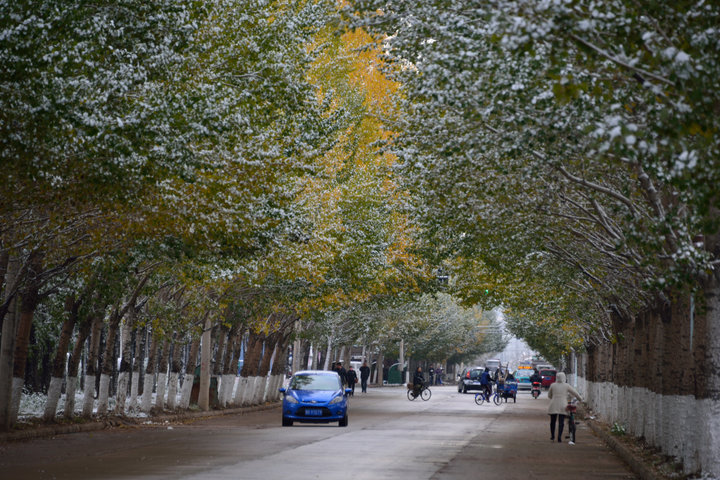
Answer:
[{"left": 547, "top": 372, "right": 583, "bottom": 443}]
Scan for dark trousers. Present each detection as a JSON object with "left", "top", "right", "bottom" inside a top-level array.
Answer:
[
  {"left": 550, "top": 414, "right": 565, "bottom": 441},
  {"left": 361, "top": 378, "right": 368, "bottom": 392}
]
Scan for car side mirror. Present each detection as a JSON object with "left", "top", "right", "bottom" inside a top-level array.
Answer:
[
  {"left": 345, "top": 388, "right": 352, "bottom": 395},
  {"left": 279, "top": 387, "right": 286, "bottom": 394}
]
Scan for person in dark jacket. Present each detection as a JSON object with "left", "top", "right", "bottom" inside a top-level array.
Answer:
[
  {"left": 480, "top": 368, "right": 493, "bottom": 399},
  {"left": 412, "top": 367, "right": 425, "bottom": 398},
  {"left": 335, "top": 362, "right": 347, "bottom": 386},
  {"left": 359, "top": 361, "right": 371, "bottom": 393},
  {"left": 345, "top": 366, "right": 358, "bottom": 396}
]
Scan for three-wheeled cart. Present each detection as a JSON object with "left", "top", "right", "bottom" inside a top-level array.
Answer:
[{"left": 497, "top": 381, "right": 517, "bottom": 403}]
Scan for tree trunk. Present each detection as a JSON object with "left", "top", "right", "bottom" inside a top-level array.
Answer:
[
  {"left": 154, "top": 338, "right": 170, "bottom": 411},
  {"left": 375, "top": 351, "right": 385, "bottom": 385},
  {"left": 323, "top": 336, "right": 332, "bottom": 370},
  {"left": 43, "top": 297, "right": 78, "bottom": 421},
  {"left": 218, "top": 326, "right": 237, "bottom": 407},
  {"left": 82, "top": 314, "right": 104, "bottom": 417},
  {"left": 232, "top": 333, "right": 248, "bottom": 406},
  {"left": 0, "top": 249, "right": 9, "bottom": 329},
  {"left": 198, "top": 316, "right": 213, "bottom": 411},
  {"left": 253, "top": 334, "right": 273, "bottom": 405},
  {"left": 97, "top": 308, "right": 122, "bottom": 415},
  {"left": 270, "top": 335, "right": 291, "bottom": 402},
  {"left": 140, "top": 331, "right": 159, "bottom": 413},
  {"left": 64, "top": 319, "right": 92, "bottom": 419},
  {"left": 226, "top": 329, "right": 244, "bottom": 406},
  {"left": 166, "top": 333, "right": 183, "bottom": 410},
  {"left": 115, "top": 306, "right": 137, "bottom": 414},
  {"left": 179, "top": 335, "right": 200, "bottom": 409},
  {"left": 9, "top": 251, "right": 43, "bottom": 427},
  {"left": 240, "top": 331, "right": 263, "bottom": 406},
  {"left": 0, "top": 254, "right": 20, "bottom": 431},
  {"left": 129, "top": 326, "right": 146, "bottom": 412}
]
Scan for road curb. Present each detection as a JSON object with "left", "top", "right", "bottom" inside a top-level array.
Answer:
[{"left": 0, "top": 402, "right": 281, "bottom": 444}]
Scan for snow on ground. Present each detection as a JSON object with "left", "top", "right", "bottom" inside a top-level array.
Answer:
[{"left": 18, "top": 391, "right": 160, "bottom": 421}]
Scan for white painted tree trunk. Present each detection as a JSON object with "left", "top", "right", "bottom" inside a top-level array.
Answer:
[
  {"left": 323, "top": 339, "right": 332, "bottom": 370},
  {"left": 306, "top": 343, "right": 313, "bottom": 369},
  {"left": 234, "top": 376, "right": 248, "bottom": 406},
  {"left": 259, "top": 376, "right": 269, "bottom": 403},
  {"left": 9, "top": 377, "right": 23, "bottom": 424},
  {"left": 43, "top": 377, "right": 63, "bottom": 421},
  {"left": 81, "top": 377, "right": 95, "bottom": 417},
  {"left": 198, "top": 317, "right": 212, "bottom": 411},
  {"left": 154, "top": 373, "right": 167, "bottom": 411},
  {"left": 64, "top": 376, "right": 78, "bottom": 418},
  {"left": 241, "top": 377, "right": 253, "bottom": 406},
  {"left": 128, "top": 373, "right": 139, "bottom": 412},
  {"left": 221, "top": 374, "right": 234, "bottom": 406},
  {"left": 269, "top": 375, "right": 282, "bottom": 402},
  {"left": 217, "top": 375, "right": 228, "bottom": 407},
  {"left": 227, "top": 375, "right": 237, "bottom": 405},
  {"left": 179, "top": 374, "right": 193, "bottom": 409},
  {"left": 115, "top": 372, "right": 129, "bottom": 414},
  {"left": 166, "top": 372, "right": 179, "bottom": 410},
  {"left": 246, "top": 377, "right": 260, "bottom": 406},
  {"left": 228, "top": 376, "right": 239, "bottom": 406},
  {"left": 701, "top": 278, "right": 720, "bottom": 478},
  {"left": 254, "top": 376, "right": 268, "bottom": 404},
  {"left": 140, "top": 375, "right": 154, "bottom": 412},
  {"left": 96, "top": 374, "right": 111, "bottom": 415}
]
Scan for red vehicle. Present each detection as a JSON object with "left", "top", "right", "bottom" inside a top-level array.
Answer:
[{"left": 540, "top": 369, "right": 557, "bottom": 389}]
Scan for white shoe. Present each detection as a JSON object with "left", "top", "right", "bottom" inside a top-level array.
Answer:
[{"left": 568, "top": 441, "right": 575, "bottom": 445}]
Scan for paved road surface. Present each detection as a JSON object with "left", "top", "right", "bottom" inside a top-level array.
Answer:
[{"left": 0, "top": 385, "right": 636, "bottom": 479}]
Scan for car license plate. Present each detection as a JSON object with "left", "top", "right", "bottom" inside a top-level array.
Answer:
[{"left": 305, "top": 408, "right": 322, "bottom": 416}]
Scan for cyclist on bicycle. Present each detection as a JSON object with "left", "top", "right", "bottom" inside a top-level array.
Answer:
[
  {"left": 480, "top": 368, "right": 493, "bottom": 399},
  {"left": 412, "top": 367, "right": 425, "bottom": 398}
]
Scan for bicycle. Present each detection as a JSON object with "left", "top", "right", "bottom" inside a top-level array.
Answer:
[
  {"left": 474, "top": 384, "right": 501, "bottom": 406},
  {"left": 407, "top": 382, "right": 432, "bottom": 401},
  {"left": 566, "top": 399, "right": 578, "bottom": 445}
]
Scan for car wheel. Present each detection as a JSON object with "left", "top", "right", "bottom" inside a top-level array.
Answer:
[
  {"left": 339, "top": 414, "right": 348, "bottom": 427},
  {"left": 282, "top": 416, "right": 293, "bottom": 427}
]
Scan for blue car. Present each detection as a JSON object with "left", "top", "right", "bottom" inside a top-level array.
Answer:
[{"left": 279, "top": 370, "right": 351, "bottom": 427}]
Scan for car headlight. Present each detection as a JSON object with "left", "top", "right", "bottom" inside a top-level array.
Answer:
[
  {"left": 284, "top": 395, "right": 298, "bottom": 404},
  {"left": 329, "top": 395, "right": 344, "bottom": 405}
]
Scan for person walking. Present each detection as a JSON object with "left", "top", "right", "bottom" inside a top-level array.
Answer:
[
  {"left": 346, "top": 365, "right": 358, "bottom": 396},
  {"left": 359, "top": 361, "right": 371, "bottom": 393},
  {"left": 547, "top": 371, "right": 583, "bottom": 443},
  {"left": 428, "top": 366, "right": 435, "bottom": 386},
  {"left": 335, "top": 361, "right": 347, "bottom": 387}
]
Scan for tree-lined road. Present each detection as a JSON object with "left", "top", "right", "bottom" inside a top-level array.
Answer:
[{"left": 0, "top": 386, "right": 636, "bottom": 480}]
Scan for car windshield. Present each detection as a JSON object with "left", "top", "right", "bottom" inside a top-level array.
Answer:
[
  {"left": 289, "top": 374, "right": 341, "bottom": 391},
  {"left": 469, "top": 370, "right": 483, "bottom": 380},
  {"left": 540, "top": 370, "right": 556, "bottom": 376}
]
